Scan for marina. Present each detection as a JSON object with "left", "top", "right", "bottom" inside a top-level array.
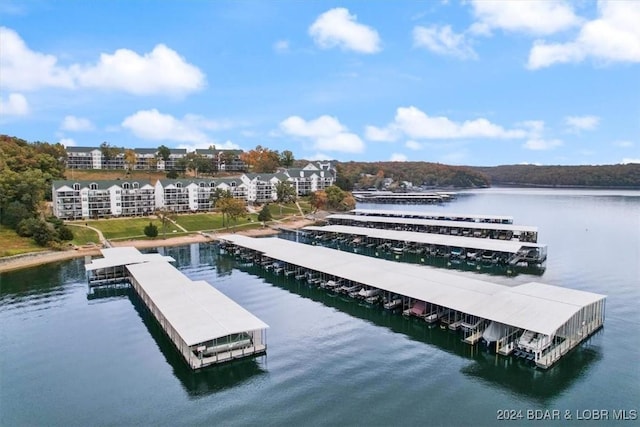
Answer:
[
  {"left": 352, "top": 208, "right": 514, "bottom": 224},
  {"left": 302, "top": 224, "right": 547, "bottom": 266},
  {"left": 85, "top": 247, "right": 268, "bottom": 369},
  {"left": 219, "top": 234, "right": 605, "bottom": 369},
  {"left": 353, "top": 191, "right": 456, "bottom": 204},
  {"left": 325, "top": 213, "right": 539, "bottom": 242}
]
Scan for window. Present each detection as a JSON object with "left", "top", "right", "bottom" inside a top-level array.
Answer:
[
  {"left": 73, "top": 183, "right": 80, "bottom": 191},
  {"left": 90, "top": 183, "right": 98, "bottom": 190},
  {"left": 123, "top": 183, "right": 130, "bottom": 189}
]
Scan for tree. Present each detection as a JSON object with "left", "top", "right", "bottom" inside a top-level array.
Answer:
[
  {"left": 57, "top": 225, "right": 74, "bottom": 241},
  {"left": 240, "top": 145, "right": 280, "bottom": 173},
  {"left": 31, "top": 220, "right": 56, "bottom": 246},
  {"left": 309, "top": 190, "right": 328, "bottom": 212},
  {"left": 99, "top": 142, "right": 122, "bottom": 166},
  {"left": 157, "top": 145, "right": 171, "bottom": 162},
  {"left": 216, "top": 197, "right": 246, "bottom": 228},
  {"left": 210, "top": 188, "right": 232, "bottom": 207},
  {"left": 124, "top": 149, "right": 137, "bottom": 171},
  {"left": 155, "top": 209, "right": 177, "bottom": 239},
  {"left": 166, "top": 169, "right": 179, "bottom": 179},
  {"left": 143, "top": 222, "right": 159, "bottom": 238},
  {"left": 279, "top": 150, "right": 295, "bottom": 168},
  {"left": 275, "top": 181, "right": 296, "bottom": 203},
  {"left": 258, "top": 204, "right": 272, "bottom": 223}
]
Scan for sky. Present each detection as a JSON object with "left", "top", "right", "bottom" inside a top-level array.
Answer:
[{"left": 1, "top": 0, "right": 639, "bottom": 166}]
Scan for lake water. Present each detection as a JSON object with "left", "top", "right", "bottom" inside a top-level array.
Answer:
[{"left": 1, "top": 188, "right": 638, "bottom": 426}]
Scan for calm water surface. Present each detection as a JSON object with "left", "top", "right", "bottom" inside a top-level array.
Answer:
[{"left": 1, "top": 188, "right": 638, "bottom": 426}]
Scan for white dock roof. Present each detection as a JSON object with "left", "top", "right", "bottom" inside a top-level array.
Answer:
[
  {"left": 328, "top": 214, "right": 538, "bottom": 233},
  {"left": 303, "top": 225, "right": 545, "bottom": 253},
  {"left": 220, "top": 235, "right": 604, "bottom": 336},
  {"left": 352, "top": 208, "right": 513, "bottom": 223},
  {"left": 127, "top": 261, "right": 268, "bottom": 346},
  {"left": 85, "top": 247, "right": 175, "bottom": 271}
]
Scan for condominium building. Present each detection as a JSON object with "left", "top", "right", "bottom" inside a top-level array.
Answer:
[
  {"left": 52, "top": 180, "right": 156, "bottom": 219},
  {"left": 281, "top": 162, "right": 336, "bottom": 196},
  {"left": 154, "top": 178, "right": 249, "bottom": 213}
]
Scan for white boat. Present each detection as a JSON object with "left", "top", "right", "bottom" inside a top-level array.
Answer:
[
  {"left": 358, "top": 288, "right": 380, "bottom": 299},
  {"left": 384, "top": 298, "right": 402, "bottom": 310}
]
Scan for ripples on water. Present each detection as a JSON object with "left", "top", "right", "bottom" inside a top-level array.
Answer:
[{"left": 1, "top": 189, "right": 638, "bottom": 426}]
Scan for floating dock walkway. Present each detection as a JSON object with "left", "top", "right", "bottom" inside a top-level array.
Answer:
[
  {"left": 219, "top": 235, "right": 605, "bottom": 369},
  {"left": 303, "top": 224, "right": 547, "bottom": 265},
  {"left": 85, "top": 247, "right": 268, "bottom": 369},
  {"left": 326, "top": 213, "right": 539, "bottom": 242}
]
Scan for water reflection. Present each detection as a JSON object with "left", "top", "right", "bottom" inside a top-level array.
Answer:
[{"left": 232, "top": 256, "right": 600, "bottom": 401}]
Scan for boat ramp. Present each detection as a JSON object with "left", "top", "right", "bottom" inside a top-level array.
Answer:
[
  {"left": 85, "top": 247, "right": 268, "bottom": 369},
  {"left": 219, "top": 234, "right": 605, "bottom": 369}
]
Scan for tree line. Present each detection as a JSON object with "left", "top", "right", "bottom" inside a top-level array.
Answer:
[{"left": 0, "top": 135, "right": 74, "bottom": 247}]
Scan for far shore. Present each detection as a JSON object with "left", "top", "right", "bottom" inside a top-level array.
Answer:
[{"left": 0, "top": 218, "right": 314, "bottom": 274}]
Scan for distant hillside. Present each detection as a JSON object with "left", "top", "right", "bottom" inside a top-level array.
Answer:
[
  {"left": 472, "top": 164, "right": 640, "bottom": 188},
  {"left": 334, "top": 161, "right": 490, "bottom": 190}
]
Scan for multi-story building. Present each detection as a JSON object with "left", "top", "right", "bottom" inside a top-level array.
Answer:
[
  {"left": 194, "top": 148, "right": 247, "bottom": 172},
  {"left": 52, "top": 180, "right": 155, "bottom": 219},
  {"left": 65, "top": 147, "right": 103, "bottom": 169},
  {"left": 281, "top": 162, "right": 336, "bottom": 196},
  {"left": 156, "top": 148, "right": 187, "bottom": 171},
  {"left": 154, "top": 178, "right": 249, "bottom": 212}
]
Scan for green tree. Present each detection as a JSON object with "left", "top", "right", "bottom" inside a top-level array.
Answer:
[
  {"left": 31, "top": 220, "right": 56, "bottom": 246},
  {"left": 57, "top": 225, "right": 74, "bottom": 241},
  {"left": 155, "top": 209, "right": 177, "bottom": 239},
  {"left": 157, "top": 145, "right": 171, "bottom": 163},
  {"left": 279, "top": 150, "right": 295, "bottom": 168},
  {"left": 100, "top": 142, "right": 122, "bottom": 166},
  {"left": 166, "top": 169, "right": 179, "bottom": 179},
  {"left": 275, "top": 180, "right": 296, "bottom": 203},
  {"left": 216, "top": 197, "right": 246, "bottom": 228},
  {"left": 144, "top": 222, "right": 159, "bottom": 238},
  {"left": 258, "top": 204, "right": 272, "bottom": 223}
]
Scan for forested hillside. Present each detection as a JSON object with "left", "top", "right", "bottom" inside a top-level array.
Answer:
[
  {"left": 334, "top": 161, "right": 490, "bottom": 190},
  {"left": 474, "top": 164, "right": 640, "bottom": 188}
]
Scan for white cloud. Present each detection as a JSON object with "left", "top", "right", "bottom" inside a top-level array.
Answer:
[
  {"left": 0, "top": 92, "right": 29, "bottom": 116},
  {"left": 622, "top": 158, "right": 640, "bottom": 164},
  {"left": 273, "top": 40, "right": 290, "bottom": 53},
  {"left": 72, "top": 44, "right": 205, "bottom": 95},
  {"left": 176, "top": 140, "right": 239, "bottom": 153},
  {"left": 365, "top": 125, "right": 399, "bottom": 142},
  {"left": 405, "top": 140, "right": 423, "bottom": 150},
  {"left": 528, "top": 1, "right": 640, "bottom": 69},
  {"left": 121, "top": 109, "right": 237, "bottom": 147},
  {"left": 523, "top": 138, "right": 564, "bottom": 150},
  {"left": 61, "top": 115, "right": 94, "bottom": 132},
  {"left": 390, "top": 153, "right": 408, "bottom": 162},
  {"left": 307, "top": 152, "right": 333, "bottom": 161},
  {"left": 372, "top": 106, "right": 528, "bottom": 140},
  {"left": 565, "top": 115, "right": 600, "bottom": 132},
  {"left": 469, "top": 0, "right": 581, "bottom": 36},
  {"left": 309, "top": 8, "right": 381, "bottom": 54},
  {"left": 58, "top": 137, "right": 76, "bottom": 147},
  {"left": 0, "top": 27, "right": 205, "bottom": 95},
  {"left": 280, "top": 114, "right": 365, "bottom": 153},
  {"left": 413, "top": 25, "right": 477, "bottom": 59},
  {"left": 613, "top": 140, "right": 634, "bottom": 148}
]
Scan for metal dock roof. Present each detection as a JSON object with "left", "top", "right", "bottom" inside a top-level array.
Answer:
[
  {"left": 327, "top": 214, "right": 538, "bottom": 233},
  {"left": 352, "top": 208, "right": 514, "bottom": 223},
  {"left": 220, "top": 235, "right": 604, "bottom": 336},
  {"left": 127, "top": 261, "right": 269, "bottom": 346},
  {"left": 84, "top": 247, "right": 175, "bottom": 271},
  {"left": 303, "top": 225, "right": 545, "bottom": 253}
]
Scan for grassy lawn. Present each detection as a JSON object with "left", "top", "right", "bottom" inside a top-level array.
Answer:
[
  {"left": 67, "top": 225, "right": 100, "bottom": 246},
  {"left": 0, "top": 226, "right": 48, "bottom": 257},
  {"left": 86, "top": 218, "right": 181, "bottom": 239},
  {"left": 175, "top": 213, "right": 224, "bottom": 231}
]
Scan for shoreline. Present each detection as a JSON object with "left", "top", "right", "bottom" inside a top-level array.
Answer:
[{"left": 0, "top": 219, "right": 314, "bottom": 274}]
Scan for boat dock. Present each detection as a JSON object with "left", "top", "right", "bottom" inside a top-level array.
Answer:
[
  {"left": 354, "top": 191, "right": 455, "bottom": 204},
  {"left": 219, "top": 235, "right": 605, "bottom": 369},
  {"left": 326, "top": 214, "right": 539, "bottom": 242},
  {"left": 302, "top": 224, "right": 547, "bottom": 265},
  {"left": 85, "top": 247, "right": 268, "bottom": 369},
  {"left": 352, "top": 208, "right": 514, "bottom": 224}
]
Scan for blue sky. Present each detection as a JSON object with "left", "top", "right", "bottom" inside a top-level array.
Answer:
[{"left": 1, "top": 0, "right": 638, "bottom": 166}]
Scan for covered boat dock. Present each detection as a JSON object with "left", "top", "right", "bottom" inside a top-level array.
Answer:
[
  {"left": 219, "top": 235, "right": 604, "bottom": 369},
  {"left": 302, "top": 224, "right": 547, "bottom": 265},
  {"left": 326, "top": 214, "right": 539, "bottom": 242},
  {"left": 85, "top": 247, "right": 268, "bottom": 369},
  {"left": 351, "top": 208, "right": 514, "bottom": 224}
]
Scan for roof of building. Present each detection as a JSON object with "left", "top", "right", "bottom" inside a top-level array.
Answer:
[
  {"left": 327, "top": 214, "right": 538, "bottom": 233},
  {"left": 66, "top": 146, "right": 100, "bottom": 153},
  {"left": 52, "top": 179, "right": 154, "bottom": 191},
  {"left": 134, "top": 148, "right": 157, "bottom": 154},
  {"left": 303, "top": 224, "right": 545, "bottom": 253},
  {"left": 219, "top": 235, "right": 605, "bottom": 336},
  {"left": 126, "top": 261, "right": 269, "bottom": 346}
]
